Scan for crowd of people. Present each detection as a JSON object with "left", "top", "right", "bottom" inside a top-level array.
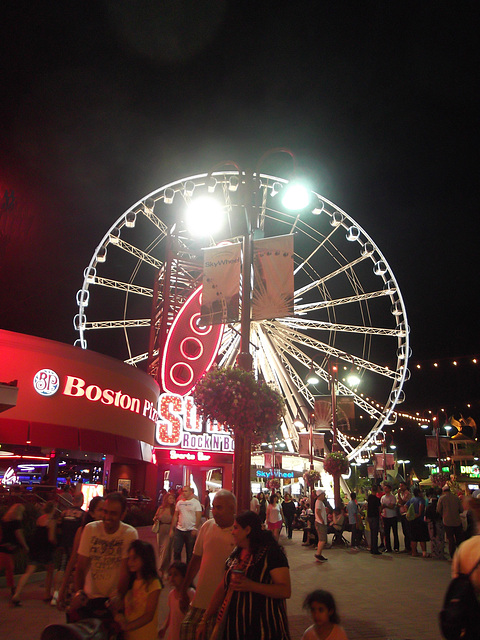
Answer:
[{"left": 1, "top": 480, "right": 479, "bottom": 640}]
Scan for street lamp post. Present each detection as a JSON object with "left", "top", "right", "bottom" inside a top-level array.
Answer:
[
  {"left": 433, "top": 414, "right": 442, "bottom": 472},
  {"left": 307, "top": 359, "right": 342, "bottom": 508},
  {"left": 329, "top": 361, "right": 342, "bottom": 508},
  {"left": 308, "top": 410, "right": 317, "bottom": 507},
  {"left": 329, "top": 361, "right": 338, "bottom": 452},
  {"left": 397, "top": 459, "right": 410, "bottom": 481},
  {"left": 197, "top": 150, "right": 309, "bottom": 512},
  {"left": 294, "top": 407, "right": 316, "bottom": 507},
  {"left": 382, "top": 434, "right": 396, "bottom": 481},
  {"left": 233, "top": 169, "right": 256, "bottom": 514}
]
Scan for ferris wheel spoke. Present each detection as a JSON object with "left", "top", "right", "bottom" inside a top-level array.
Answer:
[
  {"left": 91, "top": 277, "right": 154, "bottom": 298},
  {"left": 294, "top": 225, "right": 339, "bottom": 276},
  {"left": 264, "top": 326, "right": 357, "bottom": 454},
  {"left": 253, "top": 327, "right": 301, "bottom": 450},
  {"left": 267, "top": 330, "right": 386, "bottom": 423},
  {"left": 256, "top": 324, "right": 315, "bottom": 424},
  {"left": 84, "top": 319, "right": 151, "bottom": 330},
  {"left": 296, "top": 254, "right": 368, "bottom": 299},
  {"left": 110, "top": 237, "right": 163, "bottom": 270},
  {"left": 217, "top": 329, "right": 240, "bottom": 367},
  {"left": 278, "top": 317, "right": 404, "bottom": 338},
  {"left": 336, "top": 432, "right": 354, "bottom": 454},
  {"left": 124, "top": 352, "right": 150, "bottom": 365},
  {"left": 140, "top": 202, "right": 168, "bottom": 235},
  {"left": 264, "top": 331, "right": 316, "bottom": 408},
  {"left": 295, "top": 289, "right": 391, "bottom": 314},
  {"left": 267, "top": 322, "right": 399, "bottom": 381}
]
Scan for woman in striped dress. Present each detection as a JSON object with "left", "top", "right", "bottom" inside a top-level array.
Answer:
[{"left": 199, "top": 510, "right": 291, "bottom": 640}]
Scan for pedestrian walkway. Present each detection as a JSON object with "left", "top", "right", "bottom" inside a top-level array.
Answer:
[{"left": 0, "top": 527, "right": 452, "bottom": 639}]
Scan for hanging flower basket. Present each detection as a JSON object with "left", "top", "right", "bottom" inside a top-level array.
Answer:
[
  {"left": 323, "top": 452, "right": 349, "bottom": 477},
  {"left": 193, "top": 366, "right": 285, "bottom": 444},
  {"left": 266, "top": 477, "right": 281, "bottom": 490},
  {"left": 303, "top": 469, "right": 321, "bottom": 487}
]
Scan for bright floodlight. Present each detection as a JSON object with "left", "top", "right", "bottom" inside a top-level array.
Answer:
[
  {"left": 306, "top": 366, "right": 320, "bottom": 386},
  {"left": 347, "top": 374, "right": 361, "bottom": 387},
  {"left": 293, "top": 413, "right": 305, "bottom": 429},
  {"left": 186, "top": 196, "right": 225, "bottom": 237},
  {"left": 281, "top": 181, "right": 310, "bottom": 211}
]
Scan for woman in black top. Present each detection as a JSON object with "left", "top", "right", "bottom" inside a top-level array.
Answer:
[
  {"left": 0, "top": 503, "right": 28, "bottom": 595},
  {"left": 281, "top": 493, "right": 296, "bottom": 540},
  {"left": 12, "top": 500, "right": 57, "bottom": 605},
  {"left": 200, "top": 510, "right": 291, "bottom": 640}
]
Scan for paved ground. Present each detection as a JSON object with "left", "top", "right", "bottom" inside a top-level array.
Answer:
[{"left": 1, "top": 526, "right": 452, "bottom": 640}]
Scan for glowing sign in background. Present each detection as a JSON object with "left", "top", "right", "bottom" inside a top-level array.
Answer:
[
  {"left": 155, "top": 392, "right": 234, "bottom": 453},
  {"left": 33, "top": 369, "right": 60, "bottom": 396},
  {"left": 160, "top": 286, "right": 223, "bottom": 396}
]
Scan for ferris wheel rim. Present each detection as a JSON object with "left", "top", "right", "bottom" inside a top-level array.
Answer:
[{"left": 75, "top": 170, "right": 410, "bottom": 462}]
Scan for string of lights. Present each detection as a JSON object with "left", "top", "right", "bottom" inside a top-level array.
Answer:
[{"left": 412, "top": 356, "right": 478, "bottom": 370}]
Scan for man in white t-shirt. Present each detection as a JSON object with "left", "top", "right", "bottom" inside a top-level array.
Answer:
[
  {"left": 170, "top": 485, "right": 202, "bottom": 564},
  {"left": 179, "top": 489, "right": 236, "bottom": 640},
  {"left": 72, "top": 492, "right": 138, "bottom": 623}
]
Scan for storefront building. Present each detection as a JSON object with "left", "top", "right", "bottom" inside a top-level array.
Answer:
[
  {"left": 0, "top": 329, "right": 160, "bottom": 497},
  {"left": 152, "top": 390, "right": 234, "bottom": 497},
  {"left": 0, "top": 329, "right": 235, "bottom": 501}
]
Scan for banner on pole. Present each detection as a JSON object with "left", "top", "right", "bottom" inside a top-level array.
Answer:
[
  {"left": 201, "top": 243, "right": 241, "bottom": 325},
  {"left": 374, "top": 452, "right": 395, "bottom": 470},
  {"left": 264, "top": 453, "right": 283, "bottom": 469},
  {"left": 425, "top": 435, "right": 450, "bottom": 458},
  {"left": 298, "top": 432, "right": 325, "bottom": 457},
  {"left": 314, "top": 396, "right": 355, "bottom": 431},
  {"left": 252, "top": 235, "right": 294, "bottom": 321}
]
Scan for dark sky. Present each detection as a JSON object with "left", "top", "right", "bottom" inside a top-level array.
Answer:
[{"left": 1, "top": 1, "right": 479, "bottom": 427}]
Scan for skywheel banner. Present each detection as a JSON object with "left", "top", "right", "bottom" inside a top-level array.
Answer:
[
  {"left": 201, "top": 243, "right": 241, "bottom": 325},
  {"left": 252, "top": 234, "right": 294, "bottom": 321}
]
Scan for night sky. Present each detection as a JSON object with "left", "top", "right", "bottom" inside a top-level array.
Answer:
[{"left": 1, "top": 2, "right": 479, "bottom": 461}]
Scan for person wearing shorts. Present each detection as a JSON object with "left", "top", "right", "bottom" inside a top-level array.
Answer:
[
  {"left": 314, "top": 490, "right": 328, "bottom": 563},
  {"left": 266, "top": 494, "right": 284, "bottom": 541}
]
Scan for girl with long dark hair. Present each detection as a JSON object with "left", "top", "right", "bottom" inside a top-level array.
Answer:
[{"left": 113, "top": 540, "right": 161, "bottom": 640}]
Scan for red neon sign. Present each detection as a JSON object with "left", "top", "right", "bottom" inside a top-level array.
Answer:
[
  {"left": 169, "top": 450, "right": 211, "bottom": 462},
  {"left": 155, "top": 393, "right": 234, "bottom": 453},
  {"left": 161, "top": 286, "right": 223, "bottom": 396}
]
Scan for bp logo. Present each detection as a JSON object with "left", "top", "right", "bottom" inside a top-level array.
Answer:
[{"left": 33, "top": 369, "right": 60, "bottom": 396}]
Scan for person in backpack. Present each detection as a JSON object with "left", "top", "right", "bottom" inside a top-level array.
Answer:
[
  {"left": 440, "top": 497, "right": 480, "bottom": 640},
  {"left": 452, "top": 497, "right": 480, "bottom": 595}
]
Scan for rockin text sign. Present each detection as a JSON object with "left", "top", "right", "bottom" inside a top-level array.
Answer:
[{"left": 155, "top": 392, "right": 234, "bottom": 453}]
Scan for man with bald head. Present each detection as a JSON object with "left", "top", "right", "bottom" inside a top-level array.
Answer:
[{"left": 179, "top": 489, "right": 236, "bottom": 640}]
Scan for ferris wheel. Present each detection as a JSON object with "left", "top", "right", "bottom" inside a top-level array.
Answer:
[{"left": 74, "top": 171, "right": 410, "bottom": 461}]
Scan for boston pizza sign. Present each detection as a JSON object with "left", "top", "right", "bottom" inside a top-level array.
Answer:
[{"left": 0, "top": 329, "right": 160, "bottom": 445}]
